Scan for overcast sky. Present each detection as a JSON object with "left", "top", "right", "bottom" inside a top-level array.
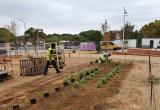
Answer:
[{"left": 0, "top": 0, "right": 160, "bottom": 35}]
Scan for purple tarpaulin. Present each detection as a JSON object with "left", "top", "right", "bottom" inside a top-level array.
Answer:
[{"left": 80, "top": 42, "right": 96, "bottom": 51}]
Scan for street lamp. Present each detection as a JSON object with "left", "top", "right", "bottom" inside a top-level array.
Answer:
[
  {"left": 18, "top": 19, "right": 27, "bottom": 54},
  {"left": 122, "top": 6, "right": 128, "bottom": 52}
]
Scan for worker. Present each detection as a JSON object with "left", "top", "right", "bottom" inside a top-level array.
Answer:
[
  {"left": 99, "top": 53, "right": 107, "bottom": 63},
  {"left": 95, "top": 53, "right": 111, "bottom": 63},
  {"left": 43, "top": 44, "right": 61, "bottom": 75}
]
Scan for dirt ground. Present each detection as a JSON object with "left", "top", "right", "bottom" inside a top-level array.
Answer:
[
  {"left": 0, "top": 51, "right": 160, "bottom": 110},
  {"left": 25, "top": 62, "right": 131, "bottom": 110}
]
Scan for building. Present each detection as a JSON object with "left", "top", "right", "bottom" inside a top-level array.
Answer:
[
  {"left": 103, "top": 31, "right": 122, "bottom": 41},
  {"left": 113, "top": 39, "right": 137, "bottom": 48},
  {"left": 142, "top": 38, "right": 160, "bottom": 48},
  {"left": 103, "top": 32, "right": 110, "bottom": 41},
  {"left": 80, "top": 42, "right": 96, "bottom": 51},
  {"left": 0, "top": 43, "right": 11, "bottom": 55}
]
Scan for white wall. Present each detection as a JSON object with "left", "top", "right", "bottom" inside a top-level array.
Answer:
[
  {"left": 142, "top": 38, "right": 160, "bottom": 48},
  {"left": 113, "top": 39, "right": 137, "bottom": 48},
  {"left": 127, "top": 39, "right": 137, "bottom": 48}
]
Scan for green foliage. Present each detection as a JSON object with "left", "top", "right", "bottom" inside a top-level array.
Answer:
[
  {"left": 121, "top": 22, "right": 135, "bottom": 39},
  {"left": 90, "top": 72, "right": 96, "bottom": 77},
  {"left": 46, "top": 33, "right": 80, "bottom": 43},
  {"left": 79, "top": 30, "right": 102, "bottom": 42},
  {"left": 79, "top": 78, "right": 87, "bottom": 84},
  {"left": 90, "top": 68, "right": 95, "bottom": 73},
  {"left": 99, "top": 77, "right": 108, "bottom": 84},
  {"left": 140, "top": 20, "right": 160, "bottom": 38},
  {"left": 45, "top": 37, "right": 59, "bottom": 43},
  {"left": 85, "top": 76, "right": 92, "bottom": 80},
  {"left": 96, "top": 81, "right": 102, "bottom": 88},
  {"left": 0, "top": 37, "right": 5, "bottom": 43},
  {"left": 85, "top": 71, "right": 90, "bottom": 76},
  {"left": 95, "top": 67, "right": 99, "bottom": 71},
  {"left": 73, "top": 81, "right": 80, "bottom": 88},
  {"left": 63, "top": 67, "right": 101, "bottom": 88},
  {"left": 25, "top": 27, "right": 46, "bottom": 44},
  {"left": 96, "top": 65, "right": 121, "bottom": 88},
  {"left": 0, "top": 27, "right": 14, "bottom": 42},
  {"left": 108, "top": 72, "right": 114, "bottom": 77}
]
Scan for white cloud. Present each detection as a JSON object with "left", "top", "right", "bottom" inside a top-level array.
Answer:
[{"left": 0, "top": 0, "right": 160, "bottom": 34}]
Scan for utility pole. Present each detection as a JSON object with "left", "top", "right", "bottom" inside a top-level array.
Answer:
[
  {"left": 18, "top": 19, "right": 27, "bottom": 54},
  {"left": 36, "top": 28, "right": 43, "bottom": 56},
  {"left": 122, "top": 6, "right": 127, "bottom": 52}
]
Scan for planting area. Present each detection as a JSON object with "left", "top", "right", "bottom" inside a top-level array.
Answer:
[
  {"left": 0, "top": 52, "right": 160, "bottom": 110},
  {"left": 24, "top": 62, "right": 131, "bottom": 110}
]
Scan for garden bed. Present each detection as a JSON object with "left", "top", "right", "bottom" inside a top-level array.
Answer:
[{"left": 24, "top": 62, "right": 132, "bottom": 110}]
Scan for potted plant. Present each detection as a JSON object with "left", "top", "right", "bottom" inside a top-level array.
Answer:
[{"left": 63, "top": 78, "right": 69, "bottom": 86}]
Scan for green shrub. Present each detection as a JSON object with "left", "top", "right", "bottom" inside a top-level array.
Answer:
[
  {"left": 79, "top": 78, "right": 87, "bottom": 84},
  {"left": 90, "top": 69, "right": 95, "bottom": 73},
  {"left": 100, "top": 77, "right": 108, "bottom": 84},
  {"left": 85, "top": 71, "right": 90, "bottom": 76},
  {"left": 73, "top": 81, "right": 80, "bottom": 88},
  {"left": 108, "top": 72, "right": 114, "bottom": 77},
  {"left": 95, "top": 67, "right": 99, "bottom": 71},
  {"left": 90, "top": 73, "right": 96, "bottom": 77},
  {"left": 85, "top": 76, "right": 92, "bottom": 80}
]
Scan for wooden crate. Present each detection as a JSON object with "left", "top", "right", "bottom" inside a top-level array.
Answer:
[{"left": 19, "top": 57, "right": 46, "bottom": 76}]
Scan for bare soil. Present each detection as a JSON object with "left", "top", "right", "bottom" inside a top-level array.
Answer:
[
  {"left": 0, "top": 52, "right": 160, "bottom": 110},
  {"left": 24, "top": 62, "right": 131, "bottom": 110}
]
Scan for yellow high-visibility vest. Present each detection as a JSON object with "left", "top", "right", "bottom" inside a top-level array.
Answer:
[
  {"left": 46, "top": 48, "right": 52, "bottom": 61},
  {"left": 99, "top": 54, "right": 106, "bottom": 62}
]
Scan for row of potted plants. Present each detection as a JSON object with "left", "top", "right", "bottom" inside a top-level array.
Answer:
[
  {"left": 63, "top": 67, "right": 101, "bottom": 88},
  {"left": 96, "top": 65, "right": 121, "bottom": 88}
]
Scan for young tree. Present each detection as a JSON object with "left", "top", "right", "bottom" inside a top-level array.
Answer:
[
  {"left": 121, "top": 22, "right": 135, "bottom": 39},
  {"left": 101, "top": 19, "right": 110, "bottom": 35},
  {"left": 5, "top": 20, "right": 17, "bottom": 44}
]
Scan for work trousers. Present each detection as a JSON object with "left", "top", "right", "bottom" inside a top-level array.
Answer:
[{"left": 43, "top": 60, "right": 60, "bottom": 75}]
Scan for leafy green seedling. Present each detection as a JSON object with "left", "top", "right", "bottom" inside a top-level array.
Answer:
[
  {"left": 79, "top": 78, "right": 87, "bottom": 84},
  {"left": 85, "top": 71, "right": 90, "bottom": 76},
  {"left": 96, "top": 81, "right": 102, "bottom": 88},
  {"left": 90, "top": 73, "right": 96, "bottom": 77},
  {"left": 85, "top": 76, "right": 92, "bottom": 80},
  {"left": 73, "top": 81, "right": 80, "bottom": 88},
  {"left": 95, "top": 67, "right": 99, "bottom": 71},
  {"left": 100, "top": 77, "right": 108, "bottom": 84},
  {"left": 63, "top": 78, "right": 69, "bottom": 86},
  {"left": 90, "top": 69, "right": 95, "bottom": 73}
]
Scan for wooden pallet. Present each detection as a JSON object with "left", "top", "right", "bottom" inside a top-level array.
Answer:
[
  {"left": 0, "top": 56, "right": 13, "bottom": 82},
  {"left": 19, "top": 57, "right": 46, "bottom": 76}
]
